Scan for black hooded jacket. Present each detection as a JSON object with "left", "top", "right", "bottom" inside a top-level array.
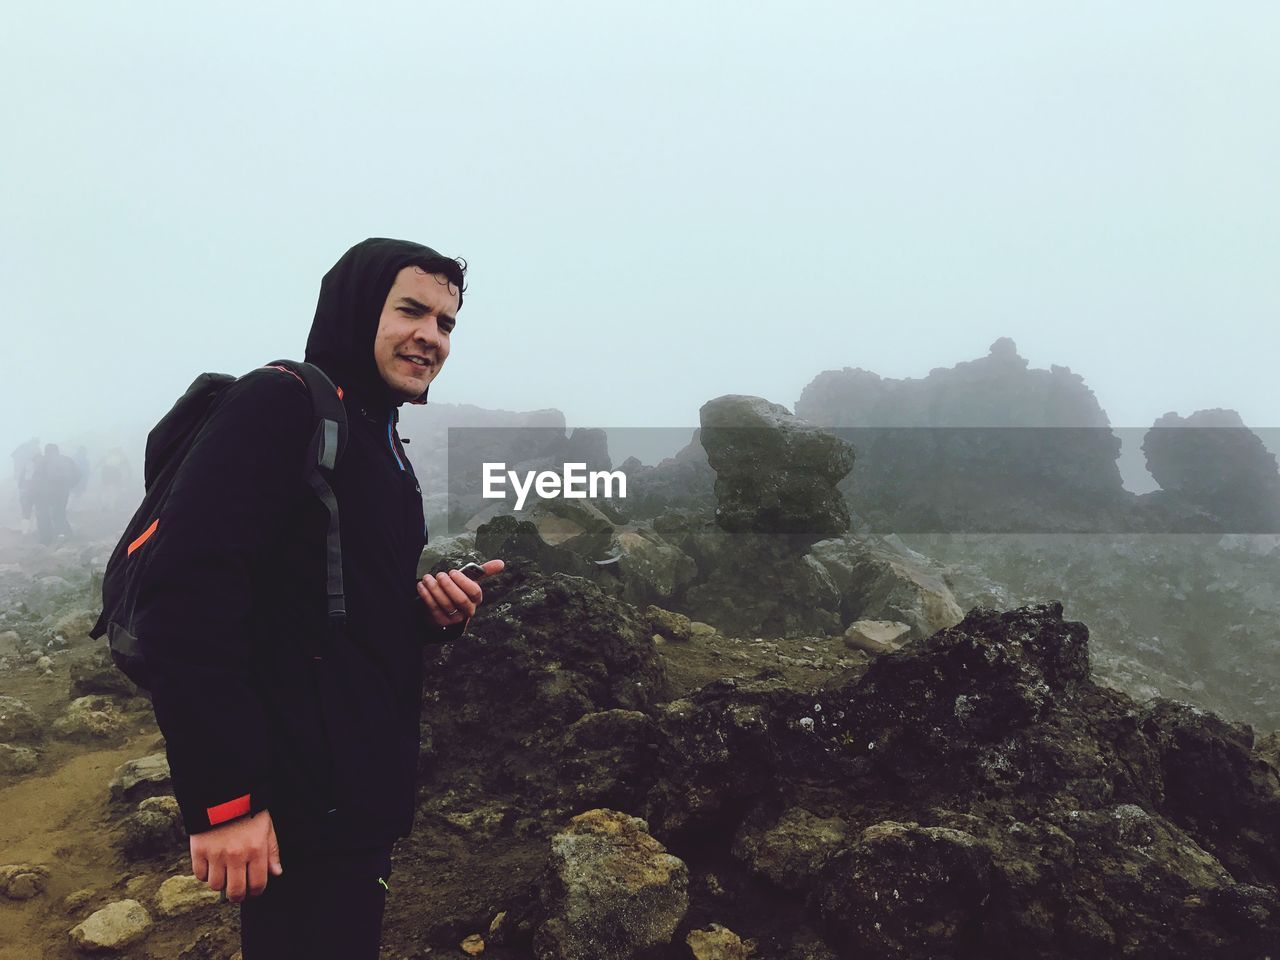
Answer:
[{"left": 134, "top": 238, "right": 465, "bottom": 853}]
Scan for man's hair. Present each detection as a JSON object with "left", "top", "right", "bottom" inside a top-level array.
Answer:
[{"left": 413, "top": 254, "right": 469, "bottom": 311}]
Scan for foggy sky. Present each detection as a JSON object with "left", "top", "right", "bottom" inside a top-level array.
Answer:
[{"left": 2, "top": 1, "right": 1277, "bottom": 480}]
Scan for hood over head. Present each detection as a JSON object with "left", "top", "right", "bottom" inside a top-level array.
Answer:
[{"left": 304, "top": 237, "right": 465, "bottom": 413}]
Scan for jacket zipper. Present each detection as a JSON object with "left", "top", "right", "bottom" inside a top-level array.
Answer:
[{"left": 386, "top": 412, "right": 406, "bottom": 471}]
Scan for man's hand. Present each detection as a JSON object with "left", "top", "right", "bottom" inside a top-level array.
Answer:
[
  {"left": 417, "top": 558, "right": 504, "bottom": 628},
  {"left": 190, "top": 808, "right": 282, "bottom": 902}
]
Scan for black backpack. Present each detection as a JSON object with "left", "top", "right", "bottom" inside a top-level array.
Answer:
[{"left": 90, "top": 359, "right": 349, "bottom": 692}]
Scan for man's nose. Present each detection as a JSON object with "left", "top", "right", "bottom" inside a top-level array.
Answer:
[{"left": 413, "top": 319, "right": 442, "bottom": 347}]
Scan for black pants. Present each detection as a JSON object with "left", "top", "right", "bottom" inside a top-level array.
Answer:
[
  {"left": 34, "top": 493, "right": 71, "bottom": 545},
  {"left": 239, "top": 843, "right": 394, "bottom": 959}
]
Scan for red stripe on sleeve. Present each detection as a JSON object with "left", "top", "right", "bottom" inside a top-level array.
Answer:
[{"left": 207, "top": 793, "right": 252, "bottom": 826}]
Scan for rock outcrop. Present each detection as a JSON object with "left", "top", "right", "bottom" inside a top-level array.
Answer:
[
  {"left": 533, "top": 809, "right": 689, "bottom": 960},
  {"left": 1141, "top": 408, "right": 1280, "bottom": 532},
  {"left": 795, "top": 339, "right": 1132, "bottom": 534},
  {"left": 418, "top": 568, "right": 670, "bottom": 800},
  {"left": 641, "top": 602, "right": 1280, "bottom": 957}
]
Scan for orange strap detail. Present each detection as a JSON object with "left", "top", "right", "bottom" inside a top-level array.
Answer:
[
  {"left": 337, "top": 385, "right": 343, "bottom": 399},
  {"left": 264, "top": 364, "right": 306, "bottom": 387},
  {"left": 206, "top": 793, "right": 252, "bottom": 826},
  {"left": 127, "top": 518, "right": 159, "bottom": 556}
]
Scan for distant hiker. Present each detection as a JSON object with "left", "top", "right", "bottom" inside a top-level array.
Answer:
[
  {"left": 119, "top": 238, "right": 504, "bottom": 959},
  {"left": 32, "top": 442, "right": 80, "bottom": 544},
  {"left": 11, "top": 436, "right": 40, "bottom": 532}
]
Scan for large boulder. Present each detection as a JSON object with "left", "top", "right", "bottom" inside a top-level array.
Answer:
[
  {"left": 1141, "top": 408, "right": 1280, "bottom": 532},
  {"left": 533, "top": 809, "right": 689, "bottom": 960},
  {"left": 809, "top": 535, "right": 964, "bottom": 639},
  {"left": 699, "top": 395, "right": 853, "bottom": 544}
]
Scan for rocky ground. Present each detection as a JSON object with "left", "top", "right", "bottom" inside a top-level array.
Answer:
[{"left": 4, "top": 500, "right": 1279, "bottom": 958}]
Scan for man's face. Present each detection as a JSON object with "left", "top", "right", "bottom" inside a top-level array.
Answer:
[{"left": 373, "top": 266, "right": 460, "bottom": 403}]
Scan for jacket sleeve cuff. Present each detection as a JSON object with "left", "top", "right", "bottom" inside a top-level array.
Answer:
[{"left": 179, "top": 787, "right": 270, "bottom": 835}]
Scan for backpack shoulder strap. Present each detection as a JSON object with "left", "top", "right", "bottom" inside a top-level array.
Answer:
[{"left": 263, "top": 359, "right": 349, "bottom": 640}]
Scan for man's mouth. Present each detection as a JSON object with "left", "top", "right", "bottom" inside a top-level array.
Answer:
[{"left": 399, "top": 355, "right": 432, "bottom": 369}]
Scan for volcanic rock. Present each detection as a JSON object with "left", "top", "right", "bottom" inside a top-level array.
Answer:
[
  {"left": 533, "top": 808, "right": 689, "bottom": 960},
  {"left": 699, "top": 395, "right": 854, "bottom": 542}
]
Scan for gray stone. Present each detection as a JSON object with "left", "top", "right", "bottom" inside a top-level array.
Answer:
[
  {"left": 70, "top": 647, "right": 139, "bottom": 698},
  {"left": 53, "top": 609, "right": 99, "bottom": 641},
  {"left": 109, "top": 753, "right": 172, "bottom": 805},
  {"left": 612, "top": 524, "right": 698, "bottom": 607},
  {"left": 730, "top": 806, "right": 848, "bottom": 891},
  {"left": 155, "top": 874, "right": 220, "bottom": 917},
  {"left": 533, "top": 808, "right": 689, "bottom": 960},
  {"left": 686, "top": 922, "right": 752, "bottom": 960},
  {"left": 0, "top": 862, "right": 51, "bottom": 900},
  {"left": 645, "top": 606, "right": 693, "bottom": 642},
  {"left": 842, "top": 619, "right": 911, "bottom": 655},
  {"left": 53, "top": 695, "right": 127, "bottom": 742},
  {"left": 0, "top": 695, "right": 42, "bottom": 743},
  {"left": 68, "top": 898, "right": 152, "bottom": 952},
  {"left": 0, "top": 742, "right": 39, "bottom": 775},
  {"left": 120, "top": 797, "right": 186, "bottom": 860}
]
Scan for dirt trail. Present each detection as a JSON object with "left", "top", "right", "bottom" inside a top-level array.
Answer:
[{"left": 0, "top": 728, "right": 161, "bottom": 959}]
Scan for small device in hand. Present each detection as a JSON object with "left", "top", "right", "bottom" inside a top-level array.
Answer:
[{"left": 457, "top": 562, "right": 487, "bottom": 581}]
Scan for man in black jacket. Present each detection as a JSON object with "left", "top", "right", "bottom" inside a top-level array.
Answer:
[{"left": 132, "top": 238, "right": 502, "bottom": 958}]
